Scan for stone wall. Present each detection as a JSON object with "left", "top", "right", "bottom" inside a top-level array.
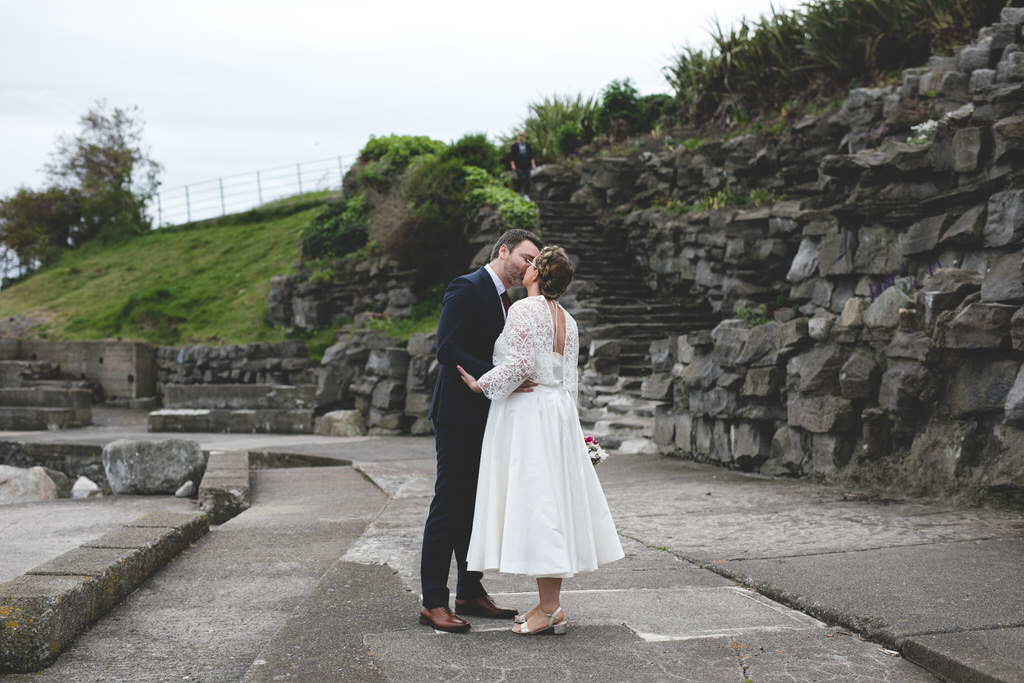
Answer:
[
  {"left": 268, "top": 207, "right": 506, "bottom": 331},
  {"left": 536, "top": 9, "right": 1024, "bottom": 505},
  {"left": 315, "top": 328, "right": 436, "bottom": 436},
  {"left": 154, "top": 341, "right": 315, "bottom": 391}
]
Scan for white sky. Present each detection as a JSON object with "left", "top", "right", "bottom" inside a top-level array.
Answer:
[{"left": 0, "top": 0, "right": 795, "bottom": 200}]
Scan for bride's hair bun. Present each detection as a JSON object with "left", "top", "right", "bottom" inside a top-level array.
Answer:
[{"left": 535, "top": 245, "right": 573, "bottom": 300}]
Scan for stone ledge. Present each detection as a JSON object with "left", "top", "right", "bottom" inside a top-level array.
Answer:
[
  {"left": 198, "top": 450, "right": 253, "bottom": 524},
  {"left": 147, "top": 408, "right": 313, "bottom": 434},
  {"left": 0, "top": 510, "right": 208, "bottom": 674},
  {"left": 0, "top": 406, "right": 91, "bottom": 430}
]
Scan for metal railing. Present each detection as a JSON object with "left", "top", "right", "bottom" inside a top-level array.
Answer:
[{"left": 153, "top": 155, "right": 355, "bottom": 227}]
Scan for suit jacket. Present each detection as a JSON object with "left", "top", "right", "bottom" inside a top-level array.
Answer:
[
  {"left": 510, "top": 141, "right": 534, "bottom": 170},
  {"left": 429, "top": 266, "right": 506, "bottom": 428}
]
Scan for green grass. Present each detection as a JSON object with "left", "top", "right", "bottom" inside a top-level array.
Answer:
[{"left": 0, "top": 205, "right": 321, "bottom": 345}]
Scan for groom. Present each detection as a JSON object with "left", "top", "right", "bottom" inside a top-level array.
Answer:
[{"left": 419, "top": 229, "right": 543, "bottom": 633}]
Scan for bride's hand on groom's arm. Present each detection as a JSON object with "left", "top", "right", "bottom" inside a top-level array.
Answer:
[{"left": 456, "top": 365, "right": 482, "bottom": 393}]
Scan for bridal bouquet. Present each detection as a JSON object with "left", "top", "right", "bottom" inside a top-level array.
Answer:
[{"left": 585, "top": 436, "right": 609, "bottom": 465}]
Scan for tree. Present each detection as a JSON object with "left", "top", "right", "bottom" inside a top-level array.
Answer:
[
  {"left": 44, "top": 101, "right": 162, "bottom": 243},
  {"left": 0, "top": 102, "right": 162, "bottom": 276},
  {"left": 0, "top": 186, "right": 83, "bottom": 269}
]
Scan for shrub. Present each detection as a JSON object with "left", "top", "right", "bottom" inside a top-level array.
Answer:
[
  {"left": 440, "top": 133, "right": 503, "bottom": 175},
  {"left": 464, "top": 167, "right": 539, "bottom": 230},
  {"left": 596, "top": 79, "right": 675, "bottom": 139},
  {"left": 377, "top": 156, "right": 468, "bottom": 282},
  {"left": 350, "top": 134, "right": 446, "bottom": 190},
  {"left": 300, "top": 192, "right": 370, "bottom": 259},
  {"left": 555, "top": 122, "right": 585, "bottom": 157}
]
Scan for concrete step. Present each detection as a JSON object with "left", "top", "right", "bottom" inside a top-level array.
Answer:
[
  {"left": 0, "top": 360, "right": 62, "bottom": 388},
  {"left": 147, "top": 408, "right": 314, "bottom": 434},
  {"left": 0, "top": 510, "right": 208, "bottom": 674},
  {"left": 0, "top": 386, "right": 93, "bottom": 409},
  {"left": 0, "top": 406, "right": 92, "bottom": 430},
  {"left": 162, "top": 384, "right": 316, "bottom": 411}
]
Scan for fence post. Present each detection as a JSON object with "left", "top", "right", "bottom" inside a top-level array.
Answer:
[
  {"left": 296, "top": 163, "right": 303, "bottom": 200},
  {"left": 185, "top": 185, "right": 191, "bottom": 223},
  {"left": 257, "top": 170, "right": 263, "bottom": 207},
  {"left": 157, "top": 193, "right": 162, "bottom": 227},
  {"left": 219, "top": 178, "right": 226, "bottom": 216},
  {"left": 338, "top": 156, "right": 344, "bottom": 188}
]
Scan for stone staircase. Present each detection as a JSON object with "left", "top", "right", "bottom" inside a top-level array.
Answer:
[
  {"left": 535, "top": 200, "right": 719, "bottom": 452},
  {"left": 0, "top": 360, "right": 93, "bottom": 430},
  {"left": 147, "top": 384, "right": 316, "bottom": 434}
]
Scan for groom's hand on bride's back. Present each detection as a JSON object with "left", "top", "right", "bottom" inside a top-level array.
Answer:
[{"left": 513, "top": 380, "right": 536, "bottom": 393}]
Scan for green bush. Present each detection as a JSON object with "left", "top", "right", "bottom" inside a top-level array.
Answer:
[
  {"left": 351, "top": 134, "right": 446, "bottom": 190},
  {"left": 440, "top": 133, "right": 503, "bottom": 175},
  {"left": 555, "top": 122, "right": 585, "bottom": 157},
  {"left": 597, "top": 79, "right": 640, "bottom": 136},
  {"left": 640, "top": 93, "right": 675, "bottom": 127},
  {"left": 376, "top": 156, "right": 468, "bottom": 281},
  {"left": 595, "top": 79, "right": 675, "bottom": 138},
  {"left": 358, "top": 134, "right": 446, "bottom": 166},
  {"left": 300, "top": 192, "right": 370, "bottom": 259},
  {"left": 464, "top": 167, "right": 539, "bottom": 230}
]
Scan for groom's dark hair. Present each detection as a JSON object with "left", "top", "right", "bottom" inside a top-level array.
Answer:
[{"left": 489, "top": 229, "right": 544, "bottom": 261}]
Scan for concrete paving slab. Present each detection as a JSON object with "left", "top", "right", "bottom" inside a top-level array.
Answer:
[
  {"left": 474, "top": 586, "right": 824, "bottom": 640},
  {"left": 902, "top": 627, "right": 1024, "bottom": 683},
  {"left": 716, "top": 539, "right": 1024, "bottom": 646},
  {"left": 601, "top": 454, "right": 1024, "bottom": 561},
  {"left": 737, "top": 628, "right": 941, "bottom": 682},
  {"left": 365, "top": 624, "right": 740, "bottom": 683},
  {"left": 242, "top": 561, "right": 414, "bottom": 683}
]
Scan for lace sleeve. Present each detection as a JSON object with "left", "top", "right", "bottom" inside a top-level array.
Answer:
[
  {"left": 563, "top": 312, "right": 579, "bottom": 404},
  {"left": 478, "top": 301, "right": 536, "bottom": 401}
]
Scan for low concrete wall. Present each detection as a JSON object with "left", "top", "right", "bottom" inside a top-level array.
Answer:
[{"left": 17, "top": 341, "right": 156, "bottom": 401}]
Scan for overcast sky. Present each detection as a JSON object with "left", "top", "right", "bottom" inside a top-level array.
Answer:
[{"left": 1, "top": 0, "right": 795, "bottom": 204}]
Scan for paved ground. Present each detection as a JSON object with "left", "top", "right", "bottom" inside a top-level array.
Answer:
[{"left": 2, "top": 407, "right": 1023, "bottom": 682}]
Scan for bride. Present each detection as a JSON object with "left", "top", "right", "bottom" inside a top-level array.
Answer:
[{"left": 457, "top": 245, "right": 624, "bottom": 635}]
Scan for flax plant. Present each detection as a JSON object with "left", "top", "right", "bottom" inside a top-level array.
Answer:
[
  {"left": 515, "top": 94, "right": 600, "bottom": 162},
  {"left": 666, "top": 0, "right": 1007, "bottom": 126}
]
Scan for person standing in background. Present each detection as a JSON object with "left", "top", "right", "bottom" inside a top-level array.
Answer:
[{"left": 510, "top": 130, "right": 536, "bottom": 201}]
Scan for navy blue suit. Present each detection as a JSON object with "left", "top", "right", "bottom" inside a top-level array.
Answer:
[{"left": 421, "top": 266, "right": 506, "bottom": 608}]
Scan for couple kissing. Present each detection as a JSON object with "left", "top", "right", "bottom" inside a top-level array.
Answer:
[{"left": 419, "top": 229, "right": 624, "bottom": 636}]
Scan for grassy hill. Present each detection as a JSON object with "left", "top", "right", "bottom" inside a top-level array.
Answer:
[{"left": 0, "top": 199, "right": 325, "bottom": 346}]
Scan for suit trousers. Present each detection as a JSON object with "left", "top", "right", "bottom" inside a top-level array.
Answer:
[
  {"left": 515, "top": 167, "right": 531, "bottom": 195},
  {"left": 420, "top": 420, "right": 487, "bottom": 608}
]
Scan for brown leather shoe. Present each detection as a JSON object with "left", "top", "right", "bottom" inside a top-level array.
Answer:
[
  {"left": 419, "top": 606, "right": 470, "bottom": 633},
  {"left": 455, "top": 594, "right": 518, "bottom": 619}
]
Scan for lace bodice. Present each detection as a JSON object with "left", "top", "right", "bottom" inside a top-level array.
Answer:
[{"left": 478, "top": 296, "right": 580, "bottom": 403}]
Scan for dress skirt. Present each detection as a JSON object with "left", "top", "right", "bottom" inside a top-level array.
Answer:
[{"left": 466, "top": 383, "right": 624, "bottom": 578}]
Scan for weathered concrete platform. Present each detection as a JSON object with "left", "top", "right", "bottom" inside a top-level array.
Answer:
[{"left": 1, "top": 409, "right": 1021, "bottom": 681}]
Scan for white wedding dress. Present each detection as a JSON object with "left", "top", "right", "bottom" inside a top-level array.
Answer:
[{"left": 466, "top": 296, "right": 624, "bottom": 578}]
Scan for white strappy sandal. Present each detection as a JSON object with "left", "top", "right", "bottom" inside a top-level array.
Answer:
[
  {"left": 513, "top": 606, "right": 567, "bottom": 635},
  {"left": 514, "top": 604, "right": 539, "bottom": 624}
]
